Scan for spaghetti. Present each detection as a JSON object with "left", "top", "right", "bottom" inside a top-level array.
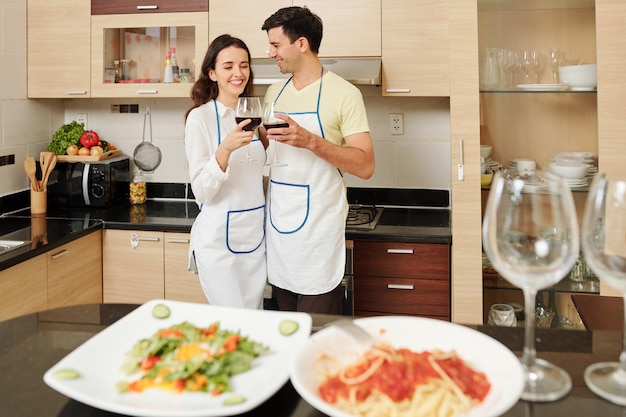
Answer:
[{"left": 318, "top": 344, "right": 491, "bottom": 417}]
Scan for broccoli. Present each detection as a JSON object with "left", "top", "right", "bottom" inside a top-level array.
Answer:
[{"left": 47, "top": 121, "right": 85, "bottom": 155}]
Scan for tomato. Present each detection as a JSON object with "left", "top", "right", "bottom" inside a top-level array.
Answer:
[
  {"left": 80, "top": 130, "right": 100, "bottom": 148},
  {"left": 140, "top": 356, "right": 160, "bottom": 371}
]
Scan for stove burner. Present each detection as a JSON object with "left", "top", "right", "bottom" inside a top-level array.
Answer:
[{"left": 346, "top": 205, "right": 383, "bottom": 230}]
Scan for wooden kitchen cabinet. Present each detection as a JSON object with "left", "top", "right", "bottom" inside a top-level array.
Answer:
[
  {"left": 0, "top": 255, "right": 47, "bottom": 322},
  {"left": 164, "top": 233, "right": 206, "bottom": 304},
  {"left": 353, "top": 241, "right": 451, "bottom": 320},
  {"left": 209, "top": 0, "right": 381, "bottom": 59},
  {"left": 103, "top": 229, "right": 164, "bottom": 303},
  {"left": 382, "top": 0, "right": 450, "bottom": 96},
  {"left": 27, "top": 0, "right": 91, "bottom": 98},
  {"left": 90, "top": 11, "right": 209, "bottom": 97},
  {"left": 47, "top": 231, "right": 103, "bottom": 309},
  {"left": 103, "top": 230, "right": 205, "bottom": 304}
]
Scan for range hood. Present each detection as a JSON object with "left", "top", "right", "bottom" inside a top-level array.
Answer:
[{"left": 251, "top": 58, "right": 381, "bottom": 86}]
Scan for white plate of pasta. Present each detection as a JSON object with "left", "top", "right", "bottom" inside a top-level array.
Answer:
[
  {"left": 290, "top": 316, "right": 523, "bottom": 417},
  {"left": 43, "top": 299, "right": 312, "bottom": 417}
]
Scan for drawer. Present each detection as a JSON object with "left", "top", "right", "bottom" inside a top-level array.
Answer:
[
  {"left": 354, "top": 241, "right": 450, "bottom": 279},
  {"left": 91, "top": 0, "right": 208, "bottom": 15},
  {"left": 354, "top": 276, "right": 450, "bottom": 316}
]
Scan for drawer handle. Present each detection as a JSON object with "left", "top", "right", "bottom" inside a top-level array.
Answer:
[
  {"left": 387, "top": 284, "right": 414, "bottom": 290},
  {"left": 385, "top": 88, "right": 411, "bottom": 93},
  {"left": 66, "top": 91, "right": 87, "bottom": 96},
  {"left": 137, "top": 5, "right": 158, "bottom": 10},
  {"left": 387, "top": 248, "right": 414, "bottom": 254},
  {"left": 137, "top": 90, "right": 158, "bottom": 94},
  {"left": 130, "top": 233, "right": 160, "bottom": 249},
  {"left": 50, "top": 249, "right": 69, "bottom": 260},
  {"left": 138, "top": 236, "right": 160, "bottom": 242},
  {"left": 167, "top": 238, "right": 189, "bottom": 244}
]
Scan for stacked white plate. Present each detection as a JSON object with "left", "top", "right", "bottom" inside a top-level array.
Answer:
[{"left": 550, "top": 152, "right": 596, "bottom": 188}]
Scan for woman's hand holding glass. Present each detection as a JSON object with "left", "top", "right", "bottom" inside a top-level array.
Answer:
[
  {"left": 581, "top": 173, "right": 626, "bottom": 406},
  {"left": 235, "top": 96, "right": 262, "bottom": 163},
  {"left": 262, "top": 102, "right": 287, "bottom": 167},
  {"left": 482, "top": 171, "right": 579, "bottom": 402}
]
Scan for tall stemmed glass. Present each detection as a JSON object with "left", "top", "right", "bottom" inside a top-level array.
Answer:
[
  {"left": 235, "top": 96, "right": 262, "bottom": 163},
  {"left": 483, "top": 171, "right": 579, "bottom": 401},
  {"left": 548, "top": 48, "right": 563, "bottom": 84},
  {"left": 581, "top": 173, "right": 626, "bottom": 406},
  {"left": 262, "top": 102, "right": 287, "bottom": 167}
]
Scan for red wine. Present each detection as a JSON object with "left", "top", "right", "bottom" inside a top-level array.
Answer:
[
  {"left": 236, "top": 117, "right": 262, "bottom": 131},
  {"left": 263, "top": 122, "right": 289, "bottom": 129}
]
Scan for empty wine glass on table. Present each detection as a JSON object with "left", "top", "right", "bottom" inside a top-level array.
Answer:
[
  {"left": 262, "top": 102, "right": 287, "bottom": 167},
  {"left": 483, "top": 171, "right": 579, "bottom": 401},
  {"left": 581, "top": 173, "right": 626, "bottom": 406},
  {"left": 235, "top": 96, "right": 262, "bottom": 163}
]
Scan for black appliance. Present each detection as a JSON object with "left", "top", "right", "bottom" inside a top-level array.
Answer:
[
  {"left": 47, "top": 155, "right": 130, "bottom": 207},
  {"left": 345, "top": 204, "right": 384, "bottom": 230}
]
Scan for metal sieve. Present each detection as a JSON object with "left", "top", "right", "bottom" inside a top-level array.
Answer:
[{"left": 133, "top": 105, "right": 162, "bottom": 173}]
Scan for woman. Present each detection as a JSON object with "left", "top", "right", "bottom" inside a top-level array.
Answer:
[{"left": 184, "top": 34, "right": 268, "bottom": 309}]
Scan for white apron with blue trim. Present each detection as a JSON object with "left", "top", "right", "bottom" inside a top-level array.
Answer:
[
  {"left": 189, "top": 100, "right": 267, "bottom": 308},
  {"left": 266, "top": 74, "right": 346, "bottom": 295}
]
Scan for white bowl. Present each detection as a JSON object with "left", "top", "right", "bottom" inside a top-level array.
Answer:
[
  {"left": 549, "top": 162, "right": 589, "bottom": 179},
  {"left": 558, "top": 64, "right": 597, "bottom": 91},
  {"left": 553, "top": 153, "right": 586, "bottom": 167},
  {"left": 480, "top": 145, "right": 493, "bottom": 159}
]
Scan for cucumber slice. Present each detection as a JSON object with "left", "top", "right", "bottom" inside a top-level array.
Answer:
[
  {"left": 223, "top": 394, "right": 246, "bottom": 405},
  {"left": 53, "top": 369, "right": 80, "bottom": 379},
  {"left": 152, "top": 303, "right": 171, "bottom": 319},
  {"left": 279, "top": 319, "right": 299, "bottom": 336}
]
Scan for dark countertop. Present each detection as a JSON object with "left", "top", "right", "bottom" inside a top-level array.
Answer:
[
  {"left": 0, "top": 200, "right": 451, "bottom": 271},
  {"left": 1, "top": 303, "right": 624, "bottom": 417}
]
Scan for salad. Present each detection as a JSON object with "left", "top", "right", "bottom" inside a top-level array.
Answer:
[{"left": 117, "top": 321, "right": 268, "bottom": 395}]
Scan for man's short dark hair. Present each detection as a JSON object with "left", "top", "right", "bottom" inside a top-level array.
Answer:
[{"left": 262, "top": 6, "right": 323, "bottom": 54}]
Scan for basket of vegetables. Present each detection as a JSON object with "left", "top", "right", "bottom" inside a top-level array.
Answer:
[{"left": 47, "top": 121, "right": 120, "bottom": 161}]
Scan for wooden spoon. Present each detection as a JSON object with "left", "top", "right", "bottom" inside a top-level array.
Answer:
[
  {"left": 23, "top": 157, "right": 39, "bottom": 191},
  {"left": 41, "top": 155, "right": 57, "bottom": 191}
]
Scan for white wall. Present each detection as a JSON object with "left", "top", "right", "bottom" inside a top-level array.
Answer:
[
  {"left": 62, "top": 90, "right": 451, "bottom": 190},
  {"left": 0, "top": 0, "right": 451, "bottom": 198}
]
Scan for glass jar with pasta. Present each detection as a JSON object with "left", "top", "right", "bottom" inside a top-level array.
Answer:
[{"left": 129, "top": 173, "right": 147, "bottom": 205}]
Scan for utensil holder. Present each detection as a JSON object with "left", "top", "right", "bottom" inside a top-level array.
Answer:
[{"left": 30, "top": 189, "right": 47, "bottom": 214}]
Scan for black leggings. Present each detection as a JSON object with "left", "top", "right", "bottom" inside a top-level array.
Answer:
[{"left": 272, "top": 284, "right": 343, "bottom": 315}]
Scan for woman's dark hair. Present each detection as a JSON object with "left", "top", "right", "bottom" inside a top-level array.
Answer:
[
  {"left": 261, "top": 6, "right": 323, "bottom": 54},
  {"left": 185, "top": 34, "right": 254, "bottom": 120}
]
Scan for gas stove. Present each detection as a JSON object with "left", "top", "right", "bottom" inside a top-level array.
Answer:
[{"left": 345, "top": 204, "right": 384, "bottom": 230}]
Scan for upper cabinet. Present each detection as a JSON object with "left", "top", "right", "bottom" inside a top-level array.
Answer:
[
  {"left": 477, "top": 0, "right": 597, "bottom": 171},
  {"left": 27, "top": 0, "right": 91, "bottom": 98},
  {"left": 209, "top": 0, "right": 381, "bottom": 59},
  {"left": 91, "top": 1, "right": 208, "bottom": 98},
  {"left": 382, "top": 0, "right": 450, "bottom": 97},
  {"left": 27, "top": 0, "right": 209, "bottom": 99}
]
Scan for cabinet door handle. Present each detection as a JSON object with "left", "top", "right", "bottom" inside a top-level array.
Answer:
[
  {"left": 50, "top": 249, "right": 69, "bottom": 260},
  {"left": 138, "top": 236, "right": 160, "bottom": 242},
  {"left": 387, "top": 248, "right": 414, "bottom": 254},
  {"left": 130, "top": 232, "right": 160, "bottom": 249},
  {"left": 137, "top": 5, "right": 158, "bottom": 10},
  {"left": 167, "top": 238, "right": 189, "bottom": 244},
  {"left": 66, "top": 91, "right": 87, "bottom": 96},
  {"left": 137, "top": 90, "right": 158, "bottom": 94},
  {"left": 387, "top": 284, "right": 414, "bottom": 290},
  {"left": 385, "top": 88, "right": 411, "bottom": 93}
]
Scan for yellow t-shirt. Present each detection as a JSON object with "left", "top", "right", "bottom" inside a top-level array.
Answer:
[{"left": 264, "top": 71, "right": 370, "bottom": 146}]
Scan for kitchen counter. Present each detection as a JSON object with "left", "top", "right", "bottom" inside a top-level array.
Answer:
[
  {"left": 1, "top": 303, "right": 624, "bottom": 417},
  {"left": 0, "top": 199, "right": 451, "bottom": 271}
]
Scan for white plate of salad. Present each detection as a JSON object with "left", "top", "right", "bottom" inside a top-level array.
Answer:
[{"left": 43, "top": 299, "right": 312, "bottom": 417}]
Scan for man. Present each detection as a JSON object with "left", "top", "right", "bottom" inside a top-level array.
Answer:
[{"left": 261, "top": 6, "right": 375, "bottom": 314}]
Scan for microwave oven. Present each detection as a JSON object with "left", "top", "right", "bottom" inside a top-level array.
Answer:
[{"left": 47, "top": 155, "right": 131, "bottom": 207}]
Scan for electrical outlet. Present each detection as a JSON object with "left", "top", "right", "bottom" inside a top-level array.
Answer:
[
  {"left": 76, "top": 113, "right": 88, "bottom": 129},
  {"left": 389, "top": 113, "right": 403, "bottom": 135}
]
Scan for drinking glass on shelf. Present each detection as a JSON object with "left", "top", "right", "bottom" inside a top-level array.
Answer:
[
  {"left": 235, "top": 96, "right": 262, "bottom": 163},
  {"left": 549, "top": 48, "right": 563, "bottom": 84},
  {"left": 581, "top": 173, "right": 626, "bottom": 406},
  {"left": 262, "top": 102, "right": 287, "bottom": 167},
  {"left": 483, "top": 171, "right": 579, "bottom": 401}
]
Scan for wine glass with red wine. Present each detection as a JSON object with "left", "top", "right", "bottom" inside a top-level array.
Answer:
[
  {"left": 235, "top": 96, "right": 262, "bottom": 163},
  {"left": 262, "top": 101, "right": 288, "bottom": 167}
]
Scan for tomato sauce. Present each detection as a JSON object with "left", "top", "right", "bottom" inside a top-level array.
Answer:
[{"left": 319, "top": 348, "right": 491, "bottom": 404}]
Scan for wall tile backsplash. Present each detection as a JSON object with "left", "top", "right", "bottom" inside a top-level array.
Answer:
[{"left": 0, "top": 0, "right": 451, "bottom": 203}]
